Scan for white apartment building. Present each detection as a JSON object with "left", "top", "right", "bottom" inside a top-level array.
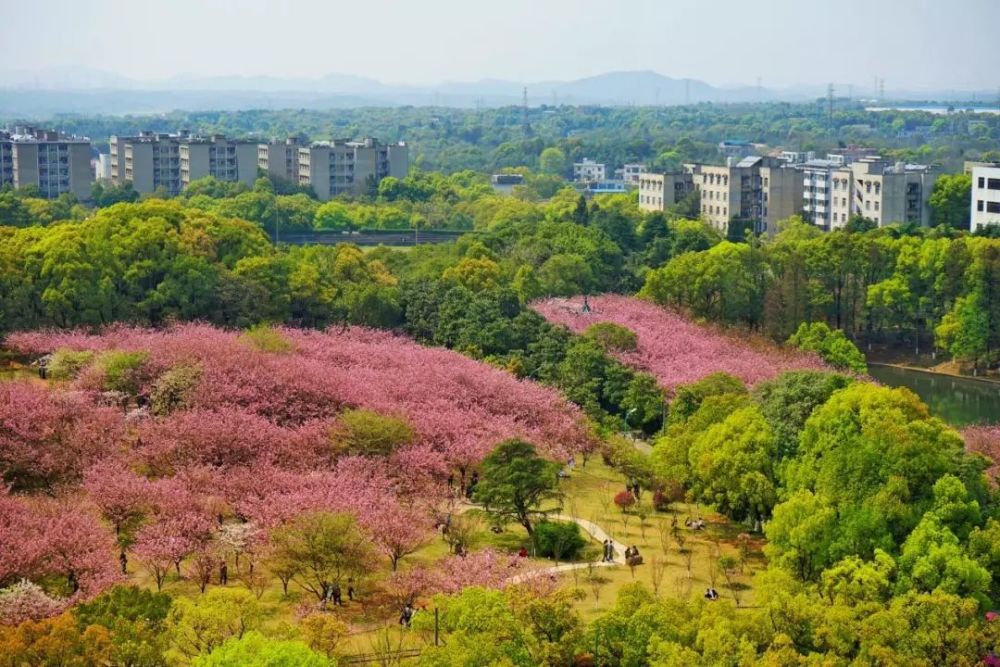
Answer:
[
  {"left": 617, "top": 163, "right": 649, "bottom": 186},
  {"left": 971, "top": 165, "right": 1000, "bottom": 231},
  {"left": 111, "top": 132, "right": 185, "bottom": 195},
  {"left": 573, "top": 158, "right": 606, "bottom": 183},
  {"left": 0, "top": 126, "right": 93, "bottom": 200},
  {"left": 801, "top": 159, "right": 854, "bottom": 230},
  {"left": 298, "top": 138, "right": 408, "bottom": 201},
  {"left": 95, "top": 153, "right": 113, "bottom": 181}
]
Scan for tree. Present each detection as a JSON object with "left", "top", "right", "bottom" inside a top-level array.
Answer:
[
  {"left": 191, "top": 631, "right": 332, "bottom": 667},
  {"left": 267, "top": 512, "right": 374, "bottom": 601},
  {"left": 165, "top": 588, "right": 262, "bottom": 662},
  {"left": 328, "top": 409, "right": 414, "bottom": 458},
  {"left": 928, "top": 173, "right": 972, "bottom": 230},
  {"left": 539, "top": 147, "right": 568, "bottom": 176},
  {"left": 787, "top": 321, "right": 867, "bottom": 373},
  {"left": 474, "top": 439, "right": 561, "bottom": 535}
]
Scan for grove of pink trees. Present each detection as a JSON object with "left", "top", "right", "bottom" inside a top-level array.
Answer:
[
  {"left": 1, "top": 323, "right": 593, "bottom": 613},
  {"left": 964, "top": 425, "right": 1000, "bottom": 485},
  {"left": 533, "top": 295, "right": 828, "bottom": 392}
]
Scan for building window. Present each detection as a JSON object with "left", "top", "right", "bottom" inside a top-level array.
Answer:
[
  {"left": 979, "top": 177, "right": 986, "bottom": 188},
  {"left": 978, "top": 200, "right": 985, "bottom": 211},
  {"left": 988, "top": 178, "right": 1000, "bottom": 191},
  {"left": 988, "top": 202, "right": 1000, "bottom": 214},
  {"left": 875, "top": 202, "right": 880, "bottom": 211}
]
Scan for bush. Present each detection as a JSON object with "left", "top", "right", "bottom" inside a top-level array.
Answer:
[
  {"left": 652, "top": 481, "right": 684, "bottom": 511},
  {"left": 239, "top": 324, "right": 295, "bottom": 354},
  {"left": 46, "top": 349, "right": 94, "bottom": 380},
  {"left": 532, "top": 520, "right": 586, "bottom": 560},
  {"left": 75, "top": 585, "right": 172, "bottom": 630},
  {"left": 150, "top": 363, "right": 202, "bottom": 416},
  {"left": 98, "top": 351, "right": 150, "bottom": 395},
  {"left": 584, "top": 322, "right": 638, "bottom": 352},
  {"left": 614, "top": 490, "right": 636, "bottom": 512},
  {"left": 329, "top": 408, "right": 414, "bottom": 457}
]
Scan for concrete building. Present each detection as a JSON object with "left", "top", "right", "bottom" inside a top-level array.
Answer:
[
  {"left": 95, "top": 153, "right": 113, "bottom": 181},
  {"left": 0, "top": 126, "right": 92, "bottom": 200},
  {"left": 718, "top": 140, "right": 755, "bottom": 160},
  {"left": 616, "top": 163, "right": 649, "bottom": 186},
  {"left": 179, "top": 135, "right": 258, "bottom": 189},
  {"left": 298, "top": 138, "right": 408, "bottom": 201},
  {"left": 971, "top": 165, "right": 1000, "bottom": 231},
  {"left": 800, "top": 159, "right": 854, "bottom": 230},
  {"left": 638, "top": 171, "right": 696, "bottom": 213},
  {"left": 490, "top": 173, "right": 524, "bottom": 195},
  {"left": 258, "top": 137, "right": 303, "bottom": 183},
  {"left": 695, "top": 156, "right": 804, "bottom": 235},
  {"left": 110, "top": 132, "right": 184, "bottom": 196},
  {"left": 573, "top": 158, "right": 606, "bottom": 183},
  {"left": 848, "top": 158, "right": 937, "bottom": 227}
]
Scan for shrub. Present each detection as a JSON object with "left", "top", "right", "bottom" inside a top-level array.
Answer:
[
  {"left": 239, "top": 324, "right": 295, "bottom": 354},
  {"left": 584, "top": 322, "right": 638, "bottom": 352},
  {"left": 329, "top": 408, "right": 414, "bottom": 457},
  {"left": 97, "top": 351, "right": 150, "bottom": 395},
  {"left": 74, "top": 585, "right": 172, "bottom": 630},
  {"left": 46, "top": 349, "right": 94, "bottom": 380},
  {"left": 787, "top": 322, "right": 867, "bottom": 374},
  {"left": 614, "top": 490, "right": 636, "bottom": 512},
  {"left": 532, "top": 520, "right": 586, "bottom": 560},
  {"left": 150, "top": 363, "right": 202, "bottom": 416},
  {"left": 652, "top": 481, "right": 684, "bottom": 511}
]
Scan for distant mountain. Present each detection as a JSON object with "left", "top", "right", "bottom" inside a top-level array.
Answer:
[{"left": 0, "top": 68, "right": 995, "bottom": 117}]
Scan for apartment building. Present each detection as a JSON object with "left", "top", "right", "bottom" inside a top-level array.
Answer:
[
  {"left": 298, "top": 138, "right": 408, "bottom": 201},
  {"left": 637, "top": 171, "right": 696, "bottom": 212},
  {"left": 971, "top": 165, "right": 1000, "bottom": 231},
  {"left": 573, "top": 158, "right": 606, "bottom": 183},
  {"left": 616, "top": 163, "right": 649, "bottom": 186},
  {"left": 111, "top": 132, "right": 185, "bottom": 196},
  {"left": 801, "top": 159, "right": 854, "bottom": 230},
  {"left": 695, "top": 156, "right": 804, "bottom": 235},
  {"left": 111, "top": 132, "right": 259, "bottom": 194},
  {"left": 848, "top": 158, "right": 937, "bottom": 227},
  {"left": 179, "top": 135, "right": 258, "bottom": 189},
  {"left": 258, "top": 137, "right": 303, "bottom": 183},
  {"left": 95, "top": 153, "right": 112, "bottom": 181},
  {"left": 0, "top": 126, "right": 92, "bottom": 200}
]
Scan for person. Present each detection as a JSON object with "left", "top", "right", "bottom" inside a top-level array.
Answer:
[
  {"left": 119, "top": 551, "right": 128, "bottom": 575},
  {"left": 347, "top": 579, "right": 355, "bottom": 602},
  {"left": 623, "top": 545, "right": 632, "bottom": 561},
  {"left": 400, "top": 603, "right": 415, "bottom": 628},
  {"left": 518, "top": 546, "right": 529, "bottom": 558},
  {"left": 705, "top": 587, "right": 719, "bottom": 601},
  {"left": 466, "top": 472, "right": 479, "bottom": 499},
  {"left": 331, "top": 583, "right": 343, "bottom": 606},
  {"left": 627, "top": 545, "right": 643, "bottom": 566},
  {"left": 219, "top": 560, "right": 228, "bottom": 585}
]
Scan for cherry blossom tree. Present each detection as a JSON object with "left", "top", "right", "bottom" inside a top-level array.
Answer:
[{"left": 533, "top": 295, "right": 828, "bottom": 392}]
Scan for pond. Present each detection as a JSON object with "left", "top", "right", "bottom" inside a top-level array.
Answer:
[{"left": 868, "top": 364, "right": 1000, "bottom": 427}]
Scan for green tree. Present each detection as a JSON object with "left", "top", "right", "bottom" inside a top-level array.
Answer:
[
  {"left": 539, "top": 147, "right": 568, "bottom": 176},
  {"left": 474, "top": 439, "right": 561, "bottom": 535},
  {"left": 165, "top": 588, "right": 263, "bottom": 663},
  {"left": 328, "top": 408, "right": 414, "bottom": 457},
  {"left": 786, "top": 321, "right": 867, "bottom": 373},
  {"left": 191, "top": 631, "right": 332, "bottom": 667},
  {"left": 268, "top": 512, "right": 374, "bottom": 601},
  {"left": 928, "top": 173, "right": 972, "bottom": 230}
]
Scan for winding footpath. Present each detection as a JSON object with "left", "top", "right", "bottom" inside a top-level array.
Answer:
[{"left": 504, "top": 513, "right": 630, "bottom": 584}]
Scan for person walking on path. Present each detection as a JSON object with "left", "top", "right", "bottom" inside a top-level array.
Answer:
[{"left": 219, "top": 560, "right": 228, "bottom": 585}]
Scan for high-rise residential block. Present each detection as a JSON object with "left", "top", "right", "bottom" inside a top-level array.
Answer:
[
  {"left": 971, "top": 165, "right": 1000, "bottom": 232},
  {"left": 297, "top": 138, "right": 408, "bottom": 201},
  {"left": 110, "top": 132, "right": 184, "bottom": 196},
  {"left": 258, "top": 137, "right": 303, "bottom": 183},
  {"left": 694, "top": 156, "right": 804, "bottom": 235},
  {"left": 847, "top": 158, "right": 937, "bottom": 228},
  {"left": 637, "top": 171, "right": 697, "bottom": 212},
  {"left": 0, "top": 126, "right": 93, "bottom": 200},
  {"left": 179, "top": 135, "right": 259, "bottom": 189}
]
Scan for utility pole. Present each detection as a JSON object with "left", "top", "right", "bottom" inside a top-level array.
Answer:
[
  {"left": 879, "top": 78, "right": 885, "bottom": 102},
  {"left": 827, "top": 83, "right": 835, "bottom": 129},
  {"left": 522, "top": 86, "right": 530, "bottom": 135}
]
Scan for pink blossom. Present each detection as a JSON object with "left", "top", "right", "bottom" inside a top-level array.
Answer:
[
  {"left": 533, "top": 295, "right": 828, "bottom": 393},
  {"left": 0, "top": 579, "right": 68, "bottom": 625},
  {"left": 964, "top": 425, "right": 1000, "bottom": 486}
]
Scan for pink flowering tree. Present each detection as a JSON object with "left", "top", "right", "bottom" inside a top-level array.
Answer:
[
  {"left": 964, "top": 425, "right": 1000, "bottom": 485},
  {"left": 0, "top": 579, "right": 68, "bottom": 625},
  {"left": 533, "top": 295, "right": 829, "bottom": 393}
]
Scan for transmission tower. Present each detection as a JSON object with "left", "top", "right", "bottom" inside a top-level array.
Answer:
[
  {"left": 522, "top": 87, "right": 530, "bottom": 135},
  {"left": 879, "top": 78, "right": 885, "bottom": 102}
]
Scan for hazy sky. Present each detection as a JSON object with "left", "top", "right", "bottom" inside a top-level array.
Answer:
[{"left": 4, "top": 0, "right": 999, "bottom": 90}]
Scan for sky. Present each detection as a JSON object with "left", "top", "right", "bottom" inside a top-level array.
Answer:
[{"left": 3, "top": 0, "right": 999, "bottom": 91}]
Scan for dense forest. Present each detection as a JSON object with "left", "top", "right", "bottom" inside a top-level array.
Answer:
[{"left": 19, "top": 102, "right": 1000, "bottom": 173}]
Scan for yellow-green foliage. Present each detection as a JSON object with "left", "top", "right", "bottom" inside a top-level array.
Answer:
[
  {"left": 240, "top": 324, "right": 295, "bottom": 354},
  {"left": 46, "top": 348, "right": 95, "bottom": 380},
  {"left": 329, "top": 408, "right": 414, "bottom": 458},
  {"left": 97, "top": 350, "right": 150, "bottom": 395},
  {"left": 150, "top": 363, "right": 203, "bottom": 416}
]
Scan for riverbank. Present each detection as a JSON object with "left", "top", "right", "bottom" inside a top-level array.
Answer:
[{"left": 867, "top": 363, "right": 1000, "bottom": 426}]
